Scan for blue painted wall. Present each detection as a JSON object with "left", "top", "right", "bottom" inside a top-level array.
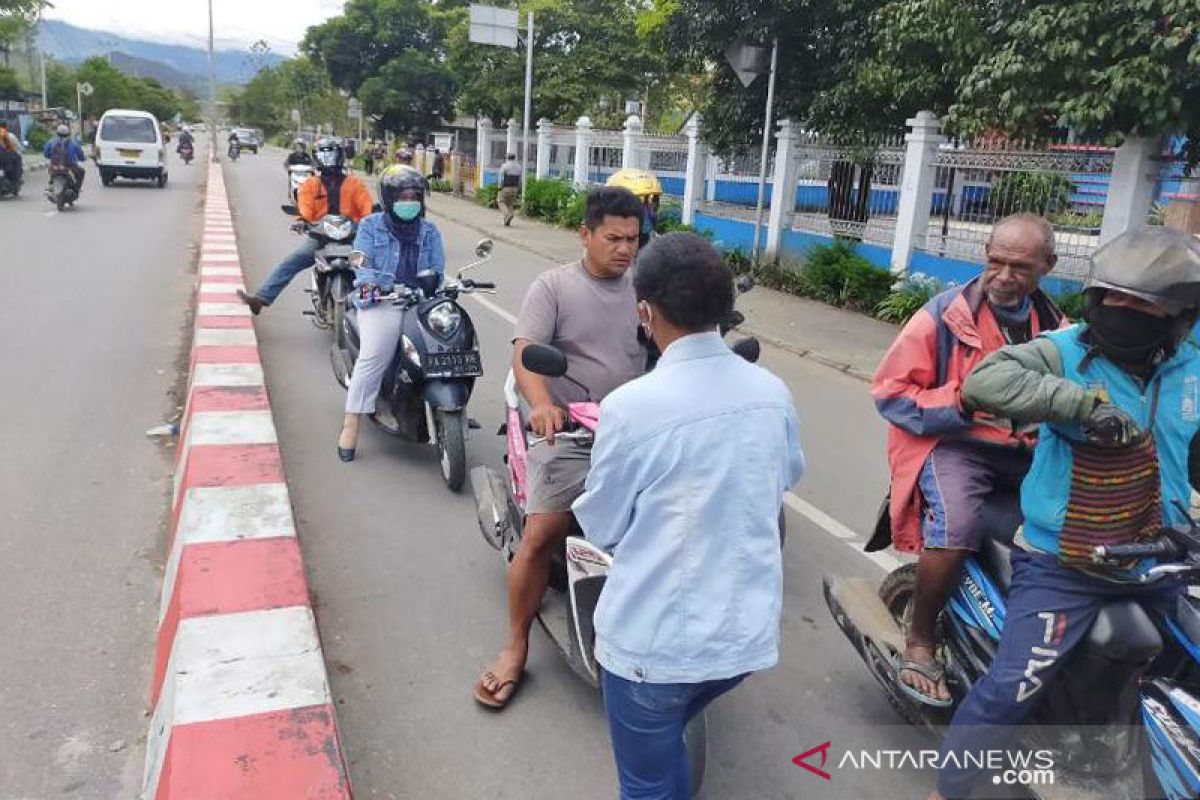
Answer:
[{"left": 693, "top": 212, "right": 765, "bottom": 252}]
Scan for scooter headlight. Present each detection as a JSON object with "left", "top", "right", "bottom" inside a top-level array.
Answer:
[
  {"left": 426, "top": 302, "right": 462, "bottom": 338},
  {"left": 322, "top": 217, "right": 353, "bottom": 240},
  {"left": 402, "top": 334, "right": 422, "bottom": 367}
]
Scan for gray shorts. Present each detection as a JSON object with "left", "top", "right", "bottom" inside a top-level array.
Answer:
[{"left": 525, "top": 440, "right": 591, "bottom": 514}]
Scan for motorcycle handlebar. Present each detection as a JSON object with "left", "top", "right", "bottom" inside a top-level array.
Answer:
[{"left": 1092, "top": 538, "right": 1182, "bottom": 563}]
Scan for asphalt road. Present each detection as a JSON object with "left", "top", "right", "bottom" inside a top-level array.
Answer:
[
  {"left": 224, "top": 147, "right": 936, "bottom": 800},
  {"left": 0, "top": 141, "right": 203, "bottom": 797}
]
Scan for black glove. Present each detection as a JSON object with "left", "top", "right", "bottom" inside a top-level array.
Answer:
[{"left": 1082, "top": 402, "right": 1142, "bottom": 447}]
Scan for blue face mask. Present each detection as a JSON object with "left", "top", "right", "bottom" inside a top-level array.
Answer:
[{"left": 392, "top": 200, "right": 422, "bottom": 221}]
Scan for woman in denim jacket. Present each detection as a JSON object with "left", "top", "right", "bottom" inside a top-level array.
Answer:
[{"left": 338, "top": 165, "right": 446, "bottom": 461}]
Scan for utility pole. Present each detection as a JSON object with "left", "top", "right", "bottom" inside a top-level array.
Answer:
[
  {"left": 208, "top": 0, "right": 217, "bottom": 161},
  {"left": 751, "top": 38, "right": 778, "bottom": 264},
  {"left": 39, "top": 49, "right": 47, "bottom": 109},
  {"left": 519, "top": 11, "right": 534, "bottom": 191}
]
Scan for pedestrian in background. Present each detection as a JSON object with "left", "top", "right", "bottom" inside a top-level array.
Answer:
[
  {"left": 573, "top": 232, "right": 805, "bottom": 800},
  {"left": 497, "top": 152, "right": 522, "bottom": 227},
  {"left": 363, "top": 140, "right": 376, "bottom": 175},
  {"left": 431, "top": 148, "right": 444, "bottom": 181}
]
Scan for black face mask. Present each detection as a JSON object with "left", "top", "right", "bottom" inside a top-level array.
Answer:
[{"left": 1089, "top": 304, "right": 1175, "bottom": 365}]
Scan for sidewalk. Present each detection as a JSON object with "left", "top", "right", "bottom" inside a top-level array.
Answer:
[{"left": 425, "top": 193, "right": 900, "bottom": 381}]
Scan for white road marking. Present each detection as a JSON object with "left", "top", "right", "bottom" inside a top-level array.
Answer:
[
  {"left": 187, "top": 410, "right": 277, "bottom": 446},
  {"left": 195, "top": 327, "right": 257, "bottom": 346},
  {"left": 43, "top": 210, "right": 58, "bottom": 218},
  {"left": 468, "top": 292, "right": 901, "bottom": 574}
]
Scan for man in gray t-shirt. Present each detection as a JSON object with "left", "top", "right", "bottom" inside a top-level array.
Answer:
[
  {"left": 497, "top": 153, "right": 524, "bottom": 226},
  {"left": 475, "top": 187, "right": 646, "bottom": 710}
]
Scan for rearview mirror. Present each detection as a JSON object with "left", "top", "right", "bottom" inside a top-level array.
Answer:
[
  {"left": 731, "top": 337, "right": 761, "bottom": 364},
  {"left": 521, "top": 344, "right": 568, "bottom": 378},
  {"left": 475, "top": 238, "right": 494, "bottom": 259},
  {"left": 281, "top": 203, "right": 299, "bottom": 216}
]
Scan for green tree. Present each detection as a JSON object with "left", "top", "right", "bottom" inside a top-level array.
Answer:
[
  {"left": 302, "top": 0, "right": 457, "bottom": 137},
  {"left": 949, "top": 0, "right": 1200, "bottom": 164},
  {"left": 0, "top": 0, "right": 45, "bottom": 46},
  {"left": 447, "top": 0, "right": 665, "bottom": 126},
  {"left": 0, "top": 64, "right": 19, "bottom": 99}
]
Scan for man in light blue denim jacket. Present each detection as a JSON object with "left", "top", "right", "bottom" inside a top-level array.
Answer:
[{"left": 573, "top": 232, "right": 805, "bottom": 799}]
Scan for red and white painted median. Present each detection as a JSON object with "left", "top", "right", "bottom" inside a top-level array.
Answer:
[{"left": 142, "top": 162, "right": 353, "bottom": 799}]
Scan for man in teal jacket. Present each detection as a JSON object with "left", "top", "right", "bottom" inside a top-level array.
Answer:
[{"left": 928, "top": 227, "right": 1200, "bottom": 800}]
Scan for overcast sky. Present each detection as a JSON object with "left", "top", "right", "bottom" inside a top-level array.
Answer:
[{"left": 43, "top": 0, "right": 344, "bottom": 54}]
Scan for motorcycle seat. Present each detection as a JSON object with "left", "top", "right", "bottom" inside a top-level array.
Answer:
[{"left": 980, "top": 537, "right": 1014, "bottom": 592}]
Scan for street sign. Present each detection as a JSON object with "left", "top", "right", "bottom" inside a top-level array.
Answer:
[
  {"left": 725, "top": 41, "right": 769, "bottom": 88},
  {"left": 468, "top": 4, "right": 519, "bottom": 49},
  {"left": 77, "top": 81, "right": 93, "bottom": 96},
  {"left": 347, "top": 99, "right": 362, "bottom": 120},
  {"left": 291, "top": 108, "right": 300, "bottom": 123}
]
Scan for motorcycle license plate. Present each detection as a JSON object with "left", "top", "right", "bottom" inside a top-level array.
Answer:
[
  {"left": 424, "top": 351, "right": 482, "bottom": 378},
  {"left": 119, "top": 148, "right": 141, "bottom": 158},
  {"left": 323, "top": 244, "right": 353, "bottom": 257}
]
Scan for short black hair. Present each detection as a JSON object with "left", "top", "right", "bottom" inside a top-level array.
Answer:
[
  {"left": 584, "top": 186, "right": 644, "bottom": 231},
  {"left": 633, "top": 232, "right": 734, "bottom": 332}
]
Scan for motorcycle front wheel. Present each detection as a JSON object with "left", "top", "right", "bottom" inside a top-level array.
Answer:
[{"left": 435, "top": 409, "right": 467, "bottom": 491}]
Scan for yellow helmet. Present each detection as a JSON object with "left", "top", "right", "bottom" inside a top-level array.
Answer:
[{"left": 605, "top": 168, "right": 663, "bottom": 200}]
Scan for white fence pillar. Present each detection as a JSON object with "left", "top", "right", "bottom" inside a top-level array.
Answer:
[
  {"left": 705, "top": 154, "right": 719, "bottom": 202},
  {"left": 573, "top": 116, "right": 593, "bottom": 187},
  {"left": 536, "top": 118, "right": 553, "bottom": 179},
  {"left": 622, "top": 114, "right": 644, "bottom": 170},
  {"left": 505, "top": 118, "right": 518, "bottom": 160},
  {"left": 766, "top": 119, "right": 801, "bottom": 259},
  {"left": 682, "top": 114, "right": 708, "bottom": 226},
  {"left": 891, "top": 111, "right": 945, "bottom": 274},
  {"left": 476, "top": 118, "right": 492, "bottom": 188},
  {"left": 1100, "top": 135, "right": 1161, "bottom": 246}
]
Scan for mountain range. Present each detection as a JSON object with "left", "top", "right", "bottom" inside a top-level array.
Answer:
[{"left": 38, "top": 19, "right": 287, "bottom": 90}]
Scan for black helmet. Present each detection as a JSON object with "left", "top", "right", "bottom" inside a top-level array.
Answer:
[
  {"left": 378, "top": 165, "right": 426, "bottom": 217},
  {"left": 1084, "top": 227, "right": 1200, "bottom": 317},
  {"left": 313, "top": 136, "right": 345, "bottom": 172}
]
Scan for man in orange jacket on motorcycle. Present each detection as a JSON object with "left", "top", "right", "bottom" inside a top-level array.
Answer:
[{"left": 238, "top": 137, "right": 373, "bottom": 314}]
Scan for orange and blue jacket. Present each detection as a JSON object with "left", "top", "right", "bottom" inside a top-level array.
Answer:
[
  {"left": 870, "top": 277, "right": 1065, "bottom": 552},
  {"left": 298, "top": 173, "right": 374, "bottom": 223}
]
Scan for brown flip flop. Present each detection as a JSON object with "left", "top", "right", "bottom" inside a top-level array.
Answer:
[{"left": 474, "top": 670, "right": 521, "bottom": 710}]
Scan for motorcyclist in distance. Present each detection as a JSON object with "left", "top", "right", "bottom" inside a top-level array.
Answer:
[
  {"left": 286, "top": 138, "right": 312, "bottom": 168},
  {"left": 43, "top": 124, "right": 86, "bottom": 195}
]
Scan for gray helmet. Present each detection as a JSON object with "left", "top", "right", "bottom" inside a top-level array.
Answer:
[
  {"left": 56, "top": 124, "right": 69, "bottom": 137},
  {"left": 1084, "top": 227, "right": 1200, "bottom": 316},
  {"left": 313, "top": 136, "right": 345, "bottom": 171}
]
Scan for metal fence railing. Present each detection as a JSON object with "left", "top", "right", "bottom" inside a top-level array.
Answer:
[
  {"left": 1150, "top": 141, "right": 1200, "bottom": 236},
  {"left": 697, "top": 150, "right": 777, "bottom": 219},
  {"left": 917, "top": 138, "right": 1115, "bottom": 280},
  {"left": 787, "top": 132, "right": 906, "bottom": 247}
]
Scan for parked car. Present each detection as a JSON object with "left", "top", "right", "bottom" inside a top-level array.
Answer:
[
  {"left": 231, "top": 127, "right": 261, "bottom": 154},
  {"left": 94, "top": 109, "right": 167, "bottom": 188}
]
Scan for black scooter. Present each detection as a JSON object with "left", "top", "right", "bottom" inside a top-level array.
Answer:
[
  {"left": 45, "top": 163, "right": 78, "bottom": 210},
  {"left": 331, "top": 239, "right": 496, "bottom": 491}
]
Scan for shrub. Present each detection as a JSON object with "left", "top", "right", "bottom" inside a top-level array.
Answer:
[
  {"left": 800, "top": 240, "right": 892, "bottom": 310},
  {"left": 876, "top": 273, "right": 944, "bottom": 323},
  {"left": 553, "top": 188, "right": 588, "bottom": 228},
  {"left": 990, "top": 172, "right": 1073, "bottom": 217},
  {"left": 428, "top": 178, "right": 453, "bottom": 193},
  {"left": 476, "top": 183, "right": 500, "bottom": 209},
  {"left": 1049, "top": 209, "right": 1103, "bottom": 230},
  {"left": 522, "top": 177, "right": 577, "bottom": 221},
  {"left": 25, "top": 124, "right": 51, "bottom": 151},
  {"left": 1055, "top": 291, "right": 1086, "bottom": 320}
]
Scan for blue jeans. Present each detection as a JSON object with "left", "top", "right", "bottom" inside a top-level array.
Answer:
[
  {"left": 600, "top": 667, "right": 746, "bottom": 800},
  {"left": 255, "top": 238, "right": 319, "bottom": 304},
  {"left": 936, "top": 551, "right": 1179, "bottom": 798}
]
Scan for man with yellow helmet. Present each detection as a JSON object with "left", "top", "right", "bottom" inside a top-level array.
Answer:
[{"left": 606, "top": 168, "right": 663, "bottom": 247}]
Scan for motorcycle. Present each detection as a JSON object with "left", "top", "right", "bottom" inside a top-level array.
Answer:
[
  {"left": 331, "top": 238, "right": 496, "bottom": 491},
  {"left": 45, "top": 163, "right": 79, "bottom": 210},
  {"left": 228, "top": 141, "right": 240, "bottom": 161},
  {"left": 0, "top": 158, "right": 20, "bottom": 198},
  {"left": 469, "top": 333, "right": 768, "bottom": 798},
  {"left": 280, "top": 203, "right": 357, "bottom": 333},
  {"left": 824, "top": 496, "right": 1200, "bottom": 799},
  {"left": 287, "top": 163, "right": 315, "bottom": 204},
  {"left": 178, "top": 141, "right": 194, "bottom": 165}
]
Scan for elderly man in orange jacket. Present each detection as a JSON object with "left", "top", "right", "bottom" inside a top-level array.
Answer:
[
  {"left": 239, "top": 137, "right": 373, "bottom": 315},
  {"left": 870, "top": 213, "right": 1065, "bottom": 706}
]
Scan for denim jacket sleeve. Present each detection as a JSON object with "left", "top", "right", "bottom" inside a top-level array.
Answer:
[
  {"left": 351, "top": 215, "right": 395, "bottom": 291},
  {"left": 420, "top": 222, "right": 446, "bottom": 281},
  {"left": 573, "top": 402, "right": 638, "bottom": 552}
]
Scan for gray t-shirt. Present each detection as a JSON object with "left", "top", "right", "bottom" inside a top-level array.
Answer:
[{"left": 514, "top": 260, "right": 646, "bottom": 406}]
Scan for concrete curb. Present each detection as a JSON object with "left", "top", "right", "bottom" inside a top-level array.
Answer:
[
  {"left": 427, "top": 199, "right": 874, "bottom": 384},
  {"left": 140, "top": 162, "right": 353, "bottom": 799}
]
